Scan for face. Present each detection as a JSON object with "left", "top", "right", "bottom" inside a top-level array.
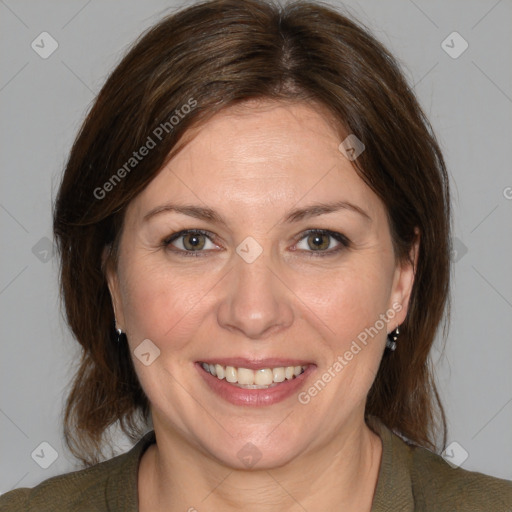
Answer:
[{"left": 106, "top": 100, "right": 416, "bottom": 470}]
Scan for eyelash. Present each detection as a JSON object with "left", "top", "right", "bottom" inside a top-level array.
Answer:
[{"left": 162, "top": 229, "right": 350, "bottom": 258}]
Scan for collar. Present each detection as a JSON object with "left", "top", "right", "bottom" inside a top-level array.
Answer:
[
  {"left": 368, "top": 415, "right": 415, "bottom": 512},
  {"left": 105, "top": 429, "right": 156, "bottom": 511}
]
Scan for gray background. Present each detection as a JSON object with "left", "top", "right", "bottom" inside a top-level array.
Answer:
[{"left": 1, "top": 0, "right": 511, "bottom": 494}]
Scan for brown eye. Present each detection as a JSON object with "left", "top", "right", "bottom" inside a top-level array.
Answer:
[
  {"left": 306, "top": 233, "right": 330, "bottom": 251},
  {"left": 182, "top": 232, "right": 206, "bottom": 251},
  {"left": 163, "top": 229, "right": 217, "bottom": 254},
  {"left": 295, "top": 229, "right": 349, "bottom": 256}
]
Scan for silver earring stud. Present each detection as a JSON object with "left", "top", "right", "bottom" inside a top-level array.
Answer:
[
  {"left": 386, "top": 325, "right": 400, "bottom": 351},
  {"left": 114, "top": 320, "right": 124, "bottom": 344}
]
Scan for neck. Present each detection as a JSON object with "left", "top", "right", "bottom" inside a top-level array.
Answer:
[{"left": 138, "top": 416, "right": 382, "bottom": 512}]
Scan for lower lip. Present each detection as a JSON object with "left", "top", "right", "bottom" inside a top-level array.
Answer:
[{"left": 196, "top": 363, "right": 315, "bottom": 406}]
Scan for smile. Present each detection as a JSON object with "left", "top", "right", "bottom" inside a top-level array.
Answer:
[
  {"left": 200, "top": 362, "right": 308, "bottom": 388},
  {"left": 196, "top": 357, "right": 316, "bottom": 406}
]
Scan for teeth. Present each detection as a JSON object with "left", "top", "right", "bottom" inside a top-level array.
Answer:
[
  {"left": 272, "top": 367, "right": 285, "bottom": 382},
  {"left": 201, "top": 362, "right": 308, "bottom": 387},
  {"left": 237, "top": 367, "right": 254, "bottom": 385},
  {"left": 215, "top": 364, "right": 225, "bottom": 379},
  {"left": 225, "top": 366, "right": 237, "bottom": 383},
  {"left": 255, "top": 368, "right": 273, "bottom": 386}
]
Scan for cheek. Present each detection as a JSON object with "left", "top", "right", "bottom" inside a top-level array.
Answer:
[
  {"left": 119, "top": 259, "right": 219, "bottom": 352},
  {"left": 297, "top": 257, "right": 392, "bottom": 345},
  {"left": 297, "top": 257, "right": 392, "bottom": 409}
]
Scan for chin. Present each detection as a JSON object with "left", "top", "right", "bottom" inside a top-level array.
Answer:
[{"left": 201, "top": 430, "right": 309, "bottom": 471}]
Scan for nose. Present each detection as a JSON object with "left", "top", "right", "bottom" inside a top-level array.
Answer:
[{"left": 216, "top": 248, "right": 294, "bottom": 340}]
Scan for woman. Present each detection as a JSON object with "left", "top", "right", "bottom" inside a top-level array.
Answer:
[{"left": 1, "top": 0, "right": 511, "bottom": 510}]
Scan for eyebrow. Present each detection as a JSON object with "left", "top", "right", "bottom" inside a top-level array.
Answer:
[{"left": 143, "top": 199, "right": 372, "bottom": 225}]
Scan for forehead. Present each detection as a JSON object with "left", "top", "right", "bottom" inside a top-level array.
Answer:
[{"left": 127, "top": 100, "right": 384, "bottom": 225}]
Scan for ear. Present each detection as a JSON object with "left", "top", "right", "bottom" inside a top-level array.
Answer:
[
  {"left": 388, "top": 227, "right": 420, "bottom": 327},
  {"left": 102, "top": 245, "right": 125, "bottom": 330}
]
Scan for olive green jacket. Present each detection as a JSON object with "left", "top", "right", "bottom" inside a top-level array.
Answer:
[{"left": 1, "top": 418, "right": 511, "bottom": 511}]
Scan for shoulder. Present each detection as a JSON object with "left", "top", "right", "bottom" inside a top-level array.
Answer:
[
  {"left": 0, "top": 457, "right": 118, "bottom": 512},
  {"left": 0, "top": 431, "right": 156, "bottom": 512},
  {"left": 0, "top": 453, "right": 127, "bottom": 512},
  {"left": 368, "top": 415, "right": 512, "bottom": 511},
  {"left": 409, "top": 441, "right": 512, "bottom": 511}
]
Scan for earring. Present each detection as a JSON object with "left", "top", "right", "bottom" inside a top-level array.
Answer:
[
  {"left": 114, "top": 320, "right": 125, "bottom": 344},
  {"left": 386, "top": 325, "right": 400, "bottom": 351}
]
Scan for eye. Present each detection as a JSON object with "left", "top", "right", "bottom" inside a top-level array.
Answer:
[
  {"left": 162, "top": 228, "right": 349, "bottom": 258},
  {"left": 163, "top": 229, "right": 219, "bottom": 256},
  {"left": 294, "top": 229, "right": 349, "bottom": 256}
]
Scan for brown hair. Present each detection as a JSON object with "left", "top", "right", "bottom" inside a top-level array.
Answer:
[{"left": 53, "top": 0, "right": 451, "bottom": 466}]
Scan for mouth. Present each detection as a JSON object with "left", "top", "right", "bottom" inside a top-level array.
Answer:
[
  {"left": 196, "top": 359, "right": 315, "bottom": 406},
  {"left": 199, "top": 362, "right": 308, "bottom": 389}
]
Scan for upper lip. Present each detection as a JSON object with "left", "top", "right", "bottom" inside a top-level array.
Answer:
[{"left": 197, "top": 358, "right": 314, "bottom": 370}]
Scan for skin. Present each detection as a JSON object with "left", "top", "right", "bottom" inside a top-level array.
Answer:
[{"left": 106, "top": 100, "right": 418, "bottom": 512}]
